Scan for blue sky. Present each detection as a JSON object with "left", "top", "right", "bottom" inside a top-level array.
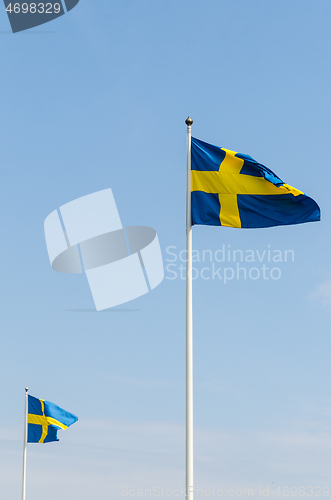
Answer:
[{"left": 0, "top": 1, "right": 331, "bottom": 499}]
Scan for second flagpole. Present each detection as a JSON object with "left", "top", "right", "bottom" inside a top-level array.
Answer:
[
  {"left": 185, "top": 116, "right": 193, "bottom": 500},
  {"left": 22, "top": 387, "right": 28, "bottom": 500}
]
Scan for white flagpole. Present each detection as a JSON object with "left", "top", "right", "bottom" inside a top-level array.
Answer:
[
  {"left": 22, "top": 387, "right": 28, "bottom": 500},
  {"left": 185, "top": 116, "right": 193, "bottom": 500}
]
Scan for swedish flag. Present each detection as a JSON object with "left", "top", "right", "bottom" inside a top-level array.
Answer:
[
  {"left": 28, "top": 395, "right": 78, "bottom": 444},
  {"left": 191, "top": 137, "right": 320, "bottom": 228}
]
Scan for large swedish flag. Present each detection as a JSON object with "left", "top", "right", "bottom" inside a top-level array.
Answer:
[
  {"left": 28, "top": 395, "right": 78, "bottom": 444},
  {"left": 191, "top": 137, "right": 320, "bottom": 228}
]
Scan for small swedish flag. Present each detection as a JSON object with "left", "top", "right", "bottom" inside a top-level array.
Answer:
[{"left": 28, "top": 395, "right": 78, "bottom": 444}]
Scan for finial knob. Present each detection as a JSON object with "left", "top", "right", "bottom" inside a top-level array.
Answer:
[{"left": 185, "top": 117, "right": 193, "bottom": 126}]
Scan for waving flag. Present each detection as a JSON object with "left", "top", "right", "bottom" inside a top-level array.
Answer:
[
  {"left": 28, "top": 395, "right": 78, "bottom": 444},
  {"left": 191, "top": 137, "right": 320, "bottom": 228}
]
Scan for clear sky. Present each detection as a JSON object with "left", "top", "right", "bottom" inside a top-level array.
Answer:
[{"left": 0, "top": 1, "right": 330, "bottom": 499}]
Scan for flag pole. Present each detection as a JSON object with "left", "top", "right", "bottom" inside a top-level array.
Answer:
[
  {"left": 185, "top": 116, "right": 194, "bottom": 500},
  {"left": 22, "top": 387, "right": 28, "bottom": 500}
]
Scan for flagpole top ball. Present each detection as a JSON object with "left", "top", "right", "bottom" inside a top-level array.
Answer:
[
  {"left": 25, "top": 387, "right": 28, "bottom": 392},
  {"left": 185, "top": 117, "right": 193, "bottom": 126}
]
